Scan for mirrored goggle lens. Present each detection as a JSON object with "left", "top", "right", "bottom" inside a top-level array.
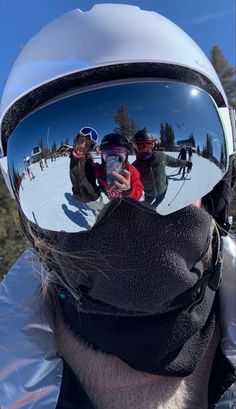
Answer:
[{"left": 7, "top": 81, "right": 228, "bottom": 233}]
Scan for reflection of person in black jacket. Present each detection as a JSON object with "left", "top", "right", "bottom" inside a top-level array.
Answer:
[
  {"left": 69, "top": 128, "right": 100, "bottom": 202},
  {"left": 188, "top": 147, "right": 193, "bottom": 161},
  {"left": 133, "top": 129, "right": 192, "bottom": 207},
  {"left": 178, "top": 146, "right": 187, "bottom": 178}
]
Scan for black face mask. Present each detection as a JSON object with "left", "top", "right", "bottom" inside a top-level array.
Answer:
[{"left": 55, "top": 199, "right": 217, "bottom": 376}]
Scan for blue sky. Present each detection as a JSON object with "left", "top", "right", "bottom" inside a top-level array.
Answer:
[{"left": 0, "top": 0, "right": 235, "bottom": 97}]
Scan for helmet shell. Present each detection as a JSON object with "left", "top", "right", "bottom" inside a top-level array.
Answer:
[
  {"left": 133, "top": 128, "right": 153, "bottom": 143},
  {"left": 0, "top": 4, "right": 228, "bottom": 121},
  {"left": 0, "top": 3, "right": 234, "bottom": 158},
  {"left": 100, "top": 133, "right": 130, "bottom": 150}
]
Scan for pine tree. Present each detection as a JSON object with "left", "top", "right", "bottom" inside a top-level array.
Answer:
[
  {"left": 0, "top": 174, "right": 28, "bottom": 279},
  {"left": 211, "top": 46, "right": 236, "bottom": 108}
]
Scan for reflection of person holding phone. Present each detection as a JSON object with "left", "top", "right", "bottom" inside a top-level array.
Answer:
[
  {"left": 69, "top": 127, "right": 100, "bottom": 202},
  {"left": 94, "top": 133, "right": 143, "bottom": 200}
]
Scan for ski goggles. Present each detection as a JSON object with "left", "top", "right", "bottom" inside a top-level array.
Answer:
[
  {"left": 134, "top": 141, "right": 154, "bottom": 152},
  {"left": 79, "top": 126, "right": 98, "bottom": 145},
  {"left": 101, "top": 146, "right": 128, "bottom": 162},
  {"left": 4, "top": 80, "right": 229, "bottom": 232}
]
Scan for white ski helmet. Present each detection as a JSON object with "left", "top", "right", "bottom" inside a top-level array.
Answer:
[{"left": 0, "top": 3, "right": 235, "bottom": 232}]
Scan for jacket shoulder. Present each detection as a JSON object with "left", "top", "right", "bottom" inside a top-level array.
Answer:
[
  {"left": 219, "top": 236, "right": 236, "bottom": 369},
  {"left": 0, "top": 250, "right": 63, "bottom": 408}
]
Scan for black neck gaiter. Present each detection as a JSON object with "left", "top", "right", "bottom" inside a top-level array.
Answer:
[{"left": 56, "top": 199, "right": 217, "bottom": 376}]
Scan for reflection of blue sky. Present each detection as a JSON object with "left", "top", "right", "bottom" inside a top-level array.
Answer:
[{"left": 8, "top": 81, "right": 225, "bottom": 175}]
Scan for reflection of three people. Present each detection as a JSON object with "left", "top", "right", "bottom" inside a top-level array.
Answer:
[
  {"left": 69, "top": 127, "right": 192, "bottom": 207},
  {"left": 70, "top": 127, "right": 143, "bottom": 202}
]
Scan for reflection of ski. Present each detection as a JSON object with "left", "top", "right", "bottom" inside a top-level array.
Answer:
[{"left": 168, "top": 176, "right": 192, "bottom": 181}]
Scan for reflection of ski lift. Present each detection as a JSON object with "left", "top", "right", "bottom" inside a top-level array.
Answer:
[
  {"left": 176, "top": 139, "right": 190, "bottom": 146},
  {"left": 31, "top": 146, "right": 42, "bottom": 163},
  {"left": 176, "top": 139, "right": 196, "bottom": 150}
]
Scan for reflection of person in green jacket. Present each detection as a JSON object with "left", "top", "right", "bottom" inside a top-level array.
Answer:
[{"left": 132, "top": 128, "right": 192, "bottom": 207}]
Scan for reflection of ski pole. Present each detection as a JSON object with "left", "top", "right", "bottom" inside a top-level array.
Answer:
[
  {"left": 168, "top": 178, "right": 187, "bottom": 206},
  {"left": 187, "top": 162, "right": 193, "bottom": 173}
]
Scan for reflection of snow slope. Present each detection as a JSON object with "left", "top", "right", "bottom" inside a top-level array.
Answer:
[
  {"left": 19, "top": 153, "right": 222, "bottom": 232},
  {"left": 129, "top": 152, "right": 222, "bottom": 214},
  {"left": 153, "top": 152, "right": 222, "bottom": 214},
  {"left": 19, "top": 157, "right": 103, "bottom": 232}
]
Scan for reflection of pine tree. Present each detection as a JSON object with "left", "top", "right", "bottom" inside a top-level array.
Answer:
[
  {"left": 197, "top": 145, "right": 200, "bottom": 156},
  {"left": 12, "top": 165, "right": 21, "bottom": 195},
  {"left": 160, "top": 123, "right": 166, "bottom": 146},
  {"left": 202, "top": 134, "right": 213, "bottom": 158},
  {"left": 113, "top": 105, "right": 138, "bottom": 141},
  {"left": 38, "top": 138, "right": 49, "bottom": 158},
  {"left": 189, "top": 133, "right": 196, "bottom": 147},
  {"left": 220, "top": 145, "right": 225, "bottom": 166},
  {"left": 44, "top": 146, "right": 49, "bottom": 158},
  {"left": 51, "top": 141, "right": 57, "bottom": 154},
  {"left": 64, "top": 137, "right": 70, "bottom": 145},
  {"left": 38, "top": 138, "right": 43, "bottom": 155},
  {"left": 206, "top": 134, "right": 213, "bottom": 158},
  {"left": 160, "top": 122, "right": 175, "bottom": 150}
]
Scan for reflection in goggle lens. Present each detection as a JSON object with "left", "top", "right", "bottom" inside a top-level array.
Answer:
[
  {"left": 135, "top": 141, "right": 154, "bottom": 152},
  {"left": 7, "top": 81, "right": 228, "bottom": 232},
  {"left": 80, "top": 126, "right": 98, "bottom": 143},
  {"left": 102, "top": 146, "right": 128, "bottom": 161}
]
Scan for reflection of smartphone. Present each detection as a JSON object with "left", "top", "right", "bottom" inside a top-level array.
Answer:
[{"left": 106, "top": 155, "right": 123, "bottom": 185}]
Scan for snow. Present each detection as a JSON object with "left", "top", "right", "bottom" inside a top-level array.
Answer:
[{"left": 19, "top": 153, "right": 222, "bottom": 232}]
